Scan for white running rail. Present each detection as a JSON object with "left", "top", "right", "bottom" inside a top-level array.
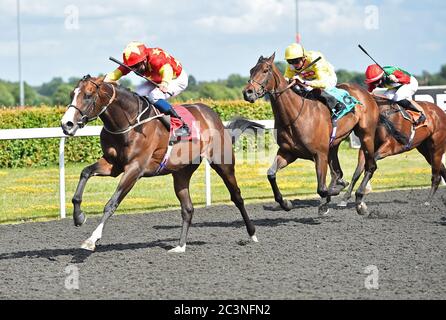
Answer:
[{"left": 0, "top": 121, "right": 274, "bottom": 218}]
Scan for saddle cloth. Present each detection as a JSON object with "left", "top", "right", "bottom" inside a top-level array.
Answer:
[
  {"left": 170, "top": 105, "right": 200, "bottom": 142},
  {"left": 324, "top": 87, "right": 361, "bottom": 119},
  {"left": 390, "top": 100, "right": 427, "bottom": 129}
]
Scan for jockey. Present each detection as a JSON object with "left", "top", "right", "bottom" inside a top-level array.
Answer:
[
  {"left": 365, "top": 64, "right": 426, "bottom": 125},
  {"left": 104, "top": 41, "right": 190, "bottom": 137},
  {"left": 284, "top": 43, "right": 343, "bottom": 112}
]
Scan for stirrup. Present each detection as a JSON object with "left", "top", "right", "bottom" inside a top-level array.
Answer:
[
  {"left": 414, "top": 113, "right": 426, "bottom": 126},
  {"left": 174, "top": 123, "right": 190, "bottom": 137}
]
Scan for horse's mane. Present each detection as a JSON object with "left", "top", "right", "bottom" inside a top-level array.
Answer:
[{"left": 107, "top": 81, "right": 142, "bottom": 101}]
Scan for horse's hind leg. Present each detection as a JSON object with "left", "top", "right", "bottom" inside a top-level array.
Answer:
[
  {"left": 354, "top": 129, "right": 378, "bottom": 216},
  {"left": 416, "top": 142, "right": 445, "bottom": 205},
  {"left": 169, "top": 164, "right": 200, "bottom": 253},
  {"left": 339, "top": 149, "right": 366, "bottom": 207},
  {"left": 81, "top": 164, "right": 142, "bottom": 251},
  {"left": 328, "top": 143, "right": 349, "bottom": 196},
  {"left": 267, "top": 149, "right": 297, "bottom": 211},
  {"left": 72, "top": 157, "right": 117, "bottom": 227},
  {"left": 210, "top": 162, "right": 257, "bottom": 242}
]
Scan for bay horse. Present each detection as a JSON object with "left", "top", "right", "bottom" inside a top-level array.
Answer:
[
  {"left": 339, "top": 96, "right": 446, "bottom": 208},
  {"left": 60, "top": 75, "right": 260, "bottom": 253},
  {"left": 242, "top": 53, "right": 380, "bottom": 215}
]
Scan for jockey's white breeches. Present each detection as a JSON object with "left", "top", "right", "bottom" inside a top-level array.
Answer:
[
  {"left": 136, "top": 70, "right": 189, "bottom": 102},
  {"left": 383, "top": 76, "right": 418, "bottom": 101}
]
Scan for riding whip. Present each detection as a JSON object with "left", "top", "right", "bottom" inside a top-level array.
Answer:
[
  {"left": 109, "top": 56, "right": 173, "bottom": 96},
  {"left": 297, "top": 56, "right": 321, "bottom": 75},
  {"left": 357, "top": 44, "right": 390, "bottom": 76}
]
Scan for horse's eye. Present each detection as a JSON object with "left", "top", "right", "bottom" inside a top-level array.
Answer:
[
  {"left": 84, "top": 94, "right": 92, "bottom": 100},
  {"left": 263, "top": 69, "right": 269, "bottom": 73}
]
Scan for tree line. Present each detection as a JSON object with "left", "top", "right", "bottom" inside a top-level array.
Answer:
[{"left": 1, "top": 62, "right": 446, "bottom": 107}]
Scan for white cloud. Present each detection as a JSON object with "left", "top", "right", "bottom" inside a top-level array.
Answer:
[
  {"left": 193, "top": 0, "right": 368, "bottom": 36},
  {"left": 299, "top": 0, "right": 365, "bottom": 35},
  {"left": 423, "top": 41, "right": 442, "bottom": 52},
  {"left": 194, "top": 0, "right": 292, "bottom": 34}
]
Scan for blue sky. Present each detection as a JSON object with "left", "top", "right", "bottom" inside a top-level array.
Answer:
[{"left": 0, "top": 0, "right": 445, "bottom": 86}]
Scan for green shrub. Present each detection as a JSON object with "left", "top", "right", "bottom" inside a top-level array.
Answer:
[{"left": 0, "top": 100, "right": 273, "bottom": 168}]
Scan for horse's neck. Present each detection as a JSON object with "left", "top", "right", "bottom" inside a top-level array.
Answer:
[
  {"left": 268, "top": 69, "right": 304, "bottom": 127},
  {"left": 270, "top": 88, "right": 304, "bottom": 127},
  {"left": 100, "top": 87, "right": 144, "bottom": 131}
]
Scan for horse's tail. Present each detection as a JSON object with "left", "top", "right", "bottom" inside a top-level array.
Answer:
[
  {"left": 225, "top": 117, "right": 265, "bottom": 144},
  {"left": 378, "top": 113, "right": 409, "bottom": 145}
]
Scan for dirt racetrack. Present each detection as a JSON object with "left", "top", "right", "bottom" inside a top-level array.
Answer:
[{"left": 0, "top": 188, "right": 445, "bottom": 300}]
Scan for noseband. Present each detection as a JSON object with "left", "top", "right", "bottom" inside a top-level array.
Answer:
[{"left": 247, "top": 64, "right": 274, "bottom": 99}]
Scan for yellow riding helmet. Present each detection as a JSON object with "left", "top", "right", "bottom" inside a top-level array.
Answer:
[{"left": 284, "top": 43, "right": 305, "bottom": 60}]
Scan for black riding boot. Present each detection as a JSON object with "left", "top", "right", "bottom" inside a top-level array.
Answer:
[
  {"left": 291, "top": 85, "right": 305, "bottom": 96},
  {"left": 167, "top": 108, "right": 191, "bottom": 137},
  {"left": 319, "top": 91, "right": 345, "bottom": 115},
  {"left": 396, "top": 99, "right": 426, "bottom": 125}
]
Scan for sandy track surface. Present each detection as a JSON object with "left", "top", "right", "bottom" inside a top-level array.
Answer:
[{"left": 1, "top": 188, "right": 445, "bottom": 299}]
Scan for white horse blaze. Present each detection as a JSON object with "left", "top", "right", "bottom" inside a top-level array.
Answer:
[{"left": 61, "top": 88, "right": 80, "bottom": 125}]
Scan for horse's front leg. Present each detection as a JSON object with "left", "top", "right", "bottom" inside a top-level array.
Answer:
[
  {"left": 72, "top": 157, "right": 116, "bottom": 227},
  {"left": 338, "top": 149, "right": 366, "bottom": 207},
  {"left": 80, "top": 164, "right": 143, "bottom": 251},
  {"left": 314, "top": 152, "right": 330, "bottom": 216},
  {"left": 267, "top": 149, "right": 297, "bottom": 211},
  {"left": 328, "top": 144, "right": 349, "bottom": 196}
]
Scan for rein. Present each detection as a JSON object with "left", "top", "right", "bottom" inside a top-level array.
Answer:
[
  {"left": 100, "top": 88, "right": 165, "bottom": 135},
  {"left": 248, "top": 62, "right": 307, "bottom": 128},
  {"left": 68, "top": 81, "right": 116, "bottom": 127},
  {"left": 71, "top": 78, "right": 165, "bottom": 135},
  {"left": 102, "top": 105, "right": 164, "bottom": 135}
]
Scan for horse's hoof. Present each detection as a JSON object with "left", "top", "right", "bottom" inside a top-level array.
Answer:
[
  {"left": 356, "top": 202, "right": 369, "bottom": 216},
  {"left": 168, "top": 245, "right": 186, "bottom": 253},
  {"left": 337, "top": 200, "right": 348, "bottom": 208},
  {"left": 251, "top": 235, "right": 259, "bottom": 243},
  {"left": 338, "top": 180, "right": 349, "bottom": 189},
  {"left": 280, "top": 199, "right": 293, "bottom": 211},
  {"left": 318, "top": 205, "right": 329, "bottom": 216},
  {"left": 74, "top": 212, "right": 87, "bottom": 227},
  {"left": 80, "top": 239, "right": 95, "bottom": 251}
]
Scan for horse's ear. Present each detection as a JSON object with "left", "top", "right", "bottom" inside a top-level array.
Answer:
[
  {"left": 269, "top": 52, "right": 276, "bottom": 62},
  {"left": 97, "top": 75, "right": 106, "bottom": 83},
  {"left": 258, "top": 55, "right": 264, "bottom": 62}
]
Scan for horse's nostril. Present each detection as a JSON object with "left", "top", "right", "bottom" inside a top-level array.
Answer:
[
  {"left": 247, "top": 89, "right": 253, "bottom": 94},
  {"left": 66, "top": 121, "right": 74, "bottom": 129}
]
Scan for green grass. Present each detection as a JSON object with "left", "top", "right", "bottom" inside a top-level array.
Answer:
[{"left": 0, "top": 141, "right": 435, "bottom": 224}]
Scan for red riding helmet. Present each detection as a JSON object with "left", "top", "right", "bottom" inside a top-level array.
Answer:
[
  {"left": 122, "top": 41, "right": 148, "bottom": 67},
  {"left": 365, "top": 64, "right": 384, "bottom": 84}
]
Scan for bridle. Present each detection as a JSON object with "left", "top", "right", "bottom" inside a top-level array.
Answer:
[
  {"left": 247, "top": 60, "right": 308, "bottom": 128},
  {"left": 67, "top": 76, "right": 116, "bottom": 128},
  {"left": 247, "top": 62, "right": 296, "bottom": 99}
]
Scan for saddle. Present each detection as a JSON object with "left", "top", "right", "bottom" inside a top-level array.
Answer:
[
  {"left": 379, "top": 98, "right": 428, "bottom": 129},
  {"left": 292, "top": 86, "right": 360, "bottom": 120},
  {"left": 153, "top": 105, "right": 200, "bottom": 175},
  {"left": 395, "top": 101, "right": 427, "bottom": 129}
]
